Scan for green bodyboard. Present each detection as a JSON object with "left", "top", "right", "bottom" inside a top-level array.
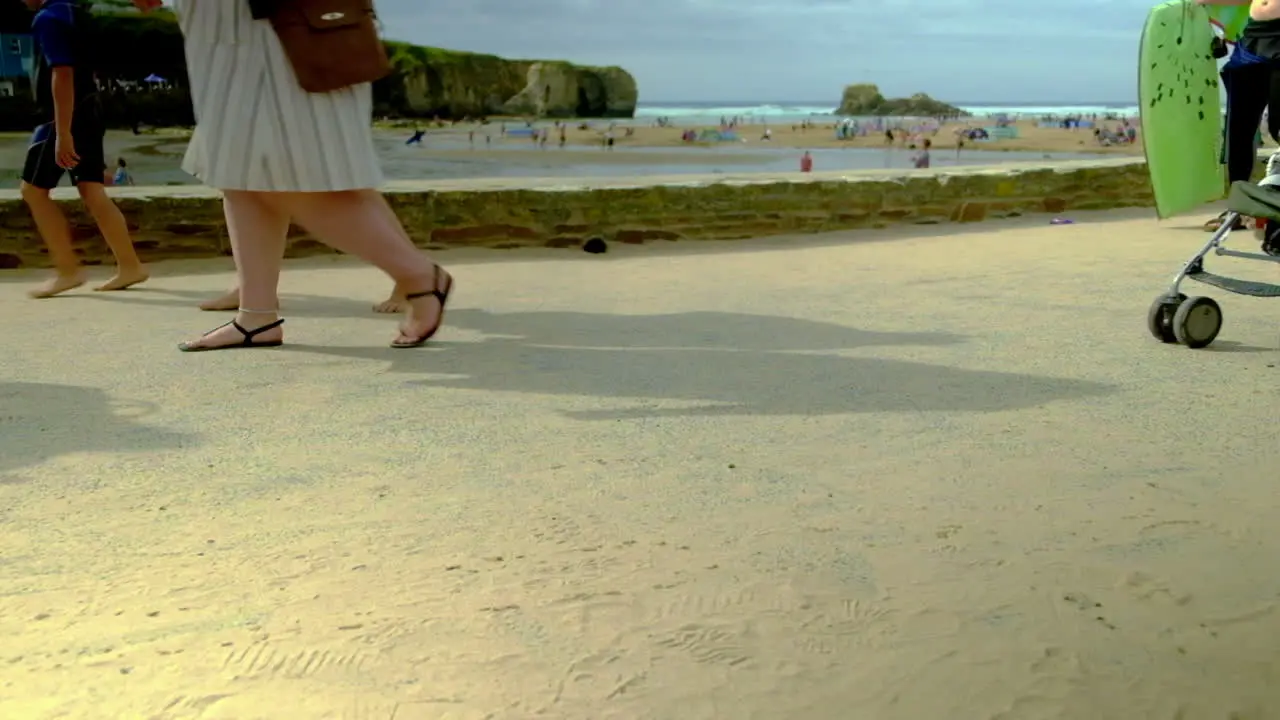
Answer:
[
  {"left": 1207, "top": 5, "right": 1250, "bottom": 41},
  {"left": 1139, "top": 1, "right": 1225, "bottom": 219}
]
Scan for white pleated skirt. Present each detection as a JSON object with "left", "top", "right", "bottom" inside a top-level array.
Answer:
[{"left": 173, "top": 0, "right": 384, "bottom": 192}]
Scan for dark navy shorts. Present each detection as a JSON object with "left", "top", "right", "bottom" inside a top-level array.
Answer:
[{"left": 21, "top": 110, "right": 107, "bottom": 190}]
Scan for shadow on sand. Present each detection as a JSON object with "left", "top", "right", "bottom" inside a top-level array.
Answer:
[
  {"left": 281, "top": 308, "right": 1116, "bottom": 419},
  {"left": 0, "top": 382, "right": 194, "bottom": 480}
]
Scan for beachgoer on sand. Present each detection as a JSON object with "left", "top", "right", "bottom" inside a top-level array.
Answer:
[
  {"left": 112, "top": 157, "right": 134, "bottom": 186},
  {"left": 170, "top": 0, "right": 451, "bottom": 352},
  {"left": 19, "top": 0, "right": 148, "bottom": 299},
  {"left": 913, "top": 139, "right": 932, "bottom": 169}
]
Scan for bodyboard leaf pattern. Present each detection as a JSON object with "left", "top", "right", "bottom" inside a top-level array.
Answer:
[{"left": 1140, "top": 0, "right": 1226, "bottom": 218}]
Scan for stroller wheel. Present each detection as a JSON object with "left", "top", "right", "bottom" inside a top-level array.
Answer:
[
  {"left": 1147, "top": 293, "right": 1185, "bottom": 343},
  {"left": 1173, "top": 296, "right": 1222, "bottom": 349}
]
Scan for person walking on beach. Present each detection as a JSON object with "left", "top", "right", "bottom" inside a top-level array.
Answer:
[
  {"left": 913, "top": 139, "right": 932, "bottom": 169},
  {"left": 18, "top": 0, "right": 148, "bottom": 298},
  {"left": 167, "top": 0, "right": 452, "bottom": 352}
]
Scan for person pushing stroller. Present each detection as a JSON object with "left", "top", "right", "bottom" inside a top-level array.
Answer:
[{"left": 1198, "top": 0, "right": 1280, "bottom": 244}]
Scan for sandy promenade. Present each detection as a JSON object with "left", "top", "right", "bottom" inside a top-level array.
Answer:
[{"left": 4, "top": 209, "right": 1280, "bottom": 719}]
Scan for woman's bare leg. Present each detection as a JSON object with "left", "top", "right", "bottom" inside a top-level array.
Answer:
[
  {"left": 181, "top": 191, "right": 289, "bottom": 349},
  {"left": 278, "top": 190, "right": 447, "bottom": 343},
  {"left": 371, "top": 194, "right": 413, "bottom": 313},
  {"left": 202, "top": 283, "right": 404, "bottom": 312},
  {"left": 202, "top": 192, "right": 410, "bottom": 313},
  {"left": 199, "top": 287, "right": 241, "bottom": 311},
  {"left": 202, "top": 283, "right": 405, "bottom": 313},
  {"left": 77, "top": 183, "right": 149, "bottom": 291}
]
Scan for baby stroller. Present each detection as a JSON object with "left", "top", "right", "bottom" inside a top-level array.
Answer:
[{"left": 1147, "top": 152, "right": 1280, "bottom": 349}]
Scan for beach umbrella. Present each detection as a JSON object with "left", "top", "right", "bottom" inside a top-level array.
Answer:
[{"left": 143, "top": 73, "right": 166, "bottom": 83}]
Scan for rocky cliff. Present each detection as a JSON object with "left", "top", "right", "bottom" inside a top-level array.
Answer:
[
  {"left": 499, "top": 62, "right": 638, "bottom": 118},
  {"left": 836, "top": 84, "right": 966, "bottom": 118},
  {"left": 0, "top": 6, "right": 639, "bottom": 127},
  {"left": 383, "top": 44, "right": 637, "bottom": 119}
]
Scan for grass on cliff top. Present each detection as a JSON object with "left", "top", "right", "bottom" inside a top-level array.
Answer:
[
  {"left": 385, "top": 42, "right": 513, "bottom": 67},
  {"left": 391, "top": 45, "right": 629, "bottom": 75},
  {"left": 384, "top": 41, "right": 586, "bottom": 70}
]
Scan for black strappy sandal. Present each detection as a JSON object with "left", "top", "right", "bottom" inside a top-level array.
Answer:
[
  {"left": 178, "top": 319, "right": 285, "bottom": 353},
  {"left": 392, "top": 266, "right": 453, "bottom": 349}
]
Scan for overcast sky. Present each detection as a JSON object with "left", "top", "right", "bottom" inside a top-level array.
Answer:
[{"left": 371, "top": 0, "right": 1152, "bottom": 104}]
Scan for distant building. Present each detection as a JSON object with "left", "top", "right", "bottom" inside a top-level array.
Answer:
[{"left": 0, "top": 33, "right": 33, "bottom": 98}]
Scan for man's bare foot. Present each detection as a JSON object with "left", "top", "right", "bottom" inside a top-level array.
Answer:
[
  {"left": 198, "top": 288, "right": 240, "bottom": 312},
  {"left": 94, "top": 266, "right": 150, "bottom": 292},
  {"left": 28, "top": 272, "right": 87, "bottom": 299},
  {"left": 178, "top": 314, "right": 284, "bottom": 352},
  {"left": 373, "top": 294, "right": 407, "bottom": 313}
]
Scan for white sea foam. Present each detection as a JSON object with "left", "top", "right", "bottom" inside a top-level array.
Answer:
[{"left": 634, "top": 102, "right": 1140, "bottom": 122}]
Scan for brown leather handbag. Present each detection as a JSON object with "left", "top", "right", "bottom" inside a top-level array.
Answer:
[{"left": 266, "top": 0, "right": 392, "bottom": 93}]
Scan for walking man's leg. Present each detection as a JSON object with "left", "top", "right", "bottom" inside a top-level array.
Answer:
[
  {"left": 21, "top": 123, "right": 84, "bottom": 298},
  {"left": 72, "top": 121, "right": 148, "bottom": 291}
]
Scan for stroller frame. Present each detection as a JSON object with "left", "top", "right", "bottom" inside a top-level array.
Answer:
[{"left": 1148, "top": 172, "right": 1280, "bottom": 348}]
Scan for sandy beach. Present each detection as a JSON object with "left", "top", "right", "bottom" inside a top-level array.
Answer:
[
  {"left": 3, "top": 208, "right": 1280, "bottom": 719},
  {"left": 0, "top": 118, "right": 1137, "bottom": 187},
  {"left": 497, "top": 116, "right": 1149, "bottom": 155}
]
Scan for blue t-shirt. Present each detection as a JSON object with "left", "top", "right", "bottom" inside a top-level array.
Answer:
[
  {"left": 30, "top": 0, "right": 99, "bottom": 120},
  {"left": 33, "top": 0, "right": 78, "bottom": 67}
]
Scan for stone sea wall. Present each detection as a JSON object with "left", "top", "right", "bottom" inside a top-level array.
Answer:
[{"left": 0, "top": 158, "right": 1162, "bottom": 270}]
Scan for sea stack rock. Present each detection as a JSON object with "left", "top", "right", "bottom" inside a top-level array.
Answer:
[{"left": 835, "top": 83, "right": 966, "bottom": 117}]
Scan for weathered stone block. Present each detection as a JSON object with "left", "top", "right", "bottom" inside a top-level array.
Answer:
[
  {"left": 614, "top": 229, "right": 681, "bottom": 244},
  {"left": 952, "top": 202, "right": 988, "bottom": 223},
  {"left": 1042, "top": 197, "right": 1069, "bottom": 213},
  {"left": 0, "top": 158, "right": 1163, "bottom": 269},
  {"left": 431, "top": 224, "right": 540, "bottom": 244}
]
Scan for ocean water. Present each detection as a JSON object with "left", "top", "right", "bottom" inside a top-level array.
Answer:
[{"left": 635, "top": 101, "right": 1141, "bottom": 124}]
